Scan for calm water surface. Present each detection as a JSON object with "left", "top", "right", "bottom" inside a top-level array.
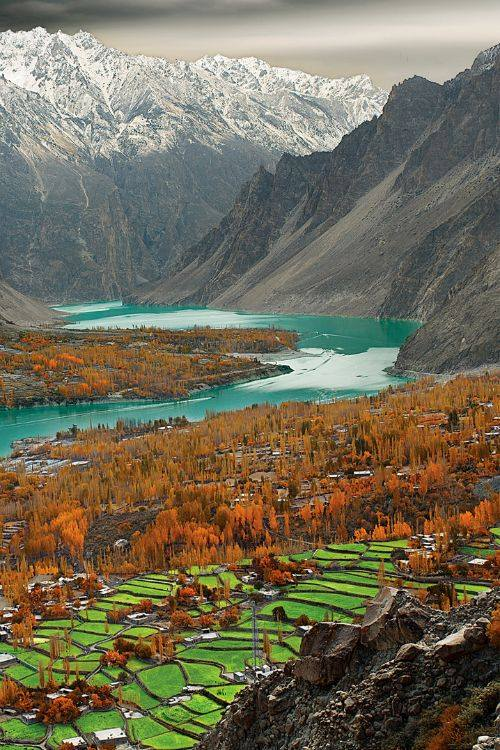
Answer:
[{"left": 0, "top": 302, "right": 419, "bottom": 455}]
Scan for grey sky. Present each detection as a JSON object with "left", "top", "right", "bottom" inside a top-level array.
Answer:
[{"left": 0, "top": 0, "right": 498, "bottom": 88}]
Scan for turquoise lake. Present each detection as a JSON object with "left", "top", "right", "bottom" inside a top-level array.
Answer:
[{"left": 0, "top": 302, "right": 419, "bottom": 455}]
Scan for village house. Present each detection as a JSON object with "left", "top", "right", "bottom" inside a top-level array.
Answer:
[
  {"left": 253, "top": 664, "right": 274, "bottom": 679},
  {"left": 199, "top": 630, "right": 219, "bottom": 642},
  {"left": 0, "top": 653, "right": 17, "bottom": 669},
  {"left": 99, "top": 585, "right": 116, "bottom": 596},
  {"left": 126, "top": 611, "right": 155, "bottom": 624},
  {"left": 123, "top": 709, "right": 144, "bottom": 719},
  {"left": 21, "top": 712, "right": 39, "bottom": 724},
  {"left": 259, "top": 589, "right": 281, "bottom": 601},
  {"left": 167, "top": 695, "right": 190, "bottom": 706},
  {"left": 61, "top": 737, "right": 87, "bottom": 749},
  {"left": 232, "top": 671, "right": 248, "bottom": 683},
  {"left": 92, "top": 728, "right": 127, "bottom": 747}
]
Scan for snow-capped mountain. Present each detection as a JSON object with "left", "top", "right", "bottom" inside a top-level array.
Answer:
[
  {"left": 0, "top": 28, "right": 387, "bottom": 301},
  {"left": 0, "top": 28, "right": 386, "bottom": 157}
]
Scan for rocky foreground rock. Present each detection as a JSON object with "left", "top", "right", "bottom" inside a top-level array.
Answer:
[{"left": 197, "top": 588, "right": 500, "bottom": 750}]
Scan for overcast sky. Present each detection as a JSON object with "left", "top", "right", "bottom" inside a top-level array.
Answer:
[{"left": 0, "top": 0, "right": 498, "bottom": 88}]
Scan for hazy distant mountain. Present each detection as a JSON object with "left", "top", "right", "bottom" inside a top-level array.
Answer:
[
  {"left": 137, "top": 46, "right": 499, "bottom": 374},
  {"left": 0, "top": 28, "right": 386, "bottom": 301}
]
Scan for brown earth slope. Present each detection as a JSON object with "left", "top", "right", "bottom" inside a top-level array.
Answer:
[
  {"left": 0, "top": 279, "right": 57, "bottom": 326},
  {"left": 135, "top": 46, "right": 500, "bottom": 374}
]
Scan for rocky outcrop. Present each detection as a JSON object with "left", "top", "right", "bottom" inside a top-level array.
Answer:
[
  {"left": 197, "top": 589, "right": 500, "bottom": 750},
  {"left": 294, "top": 622, "right": 361, "bottom": 686},
  {"left": 292, "top": 588, "right": 431, "bottom": 687},
  {"left": 141, "top": 45, "right": 500, "bottom": 375},
  {"left": 432, "top": 618, "right": 490, "bottom": 661}
]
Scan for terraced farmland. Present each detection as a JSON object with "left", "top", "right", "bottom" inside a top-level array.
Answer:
[{"left": 0, "top": 539, "right": 494, "bottom": 749}]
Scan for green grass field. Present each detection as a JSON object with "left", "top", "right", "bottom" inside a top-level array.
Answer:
[
  {"left": 77, "top": 709, "right": 124, "bottom": 733},
  {"left": 139, "top": 664, "right": 186, "bottom": 699},
  {"left": 142, "top": 732, "right": 196, "bottom": 749},
  {"left": 0, "top": 719, "right": 46, "bottom": 742},
  {"left": 47, "top": 724, "right": 78, "bottom": 748},
  {"left": 182, "top": 646, "right": 253, "bottom": 672},
  {"left": 181, "top": 661, "right": 226, "bottom": 686}
]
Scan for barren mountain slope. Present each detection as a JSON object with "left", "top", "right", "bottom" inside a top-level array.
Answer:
[
  {"left": 138, "top": 46, "right": 499, "bottom": 374},
  {"left": 0, "top": 280, "right": 57, "bottom": 326}
]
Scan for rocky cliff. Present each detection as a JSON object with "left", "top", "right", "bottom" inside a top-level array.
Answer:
[
  {"left": 138, "top": 46, "right": 500, "bottom": 374},
  {"left": 197, "top": 588, "right": 500, "bottom": 750}
]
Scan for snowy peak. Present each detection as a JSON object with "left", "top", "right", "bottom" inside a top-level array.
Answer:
[
  {"left": 194, "top": 54, "right": 386, "bottom": 130},
  {"left": 195, "top": 53, "right": 376, "bottom": 99},
  {"left": 471, "top": 42, "right": 500, "bottom": 73},
  {"left": 0, "top": 28, "right": 387, "bottom": 157}
]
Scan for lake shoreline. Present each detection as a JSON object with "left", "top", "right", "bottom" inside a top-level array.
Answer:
[
  {"left": 0, "top": 302, "right": 419, "bottom": 458},
  {"left": 0, "top": 361, "right": 293, "bottom": 413}
]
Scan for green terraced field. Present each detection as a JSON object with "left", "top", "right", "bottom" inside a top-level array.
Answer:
[
  {"left": 151, "top": 704, "right": 198, "bottom": 724},
  {"left": 181, "top": 661, "right": 226, "bottom": 686},
  {"left": 73, "top": 621, "right": 123, "bottom": 635},
  {"left": 295, "top": 579, "right": 379, "bottom": 597},
  {"left": 194, "top": 709, "right": 224, "bottom": 727},
  {"left": 459, "top": 545, "right": 495, "bottom": 558},
  {"left": 128, "top": 716, "right": 168, "bottom": 741},
  {"left": 259, "top": 599, "right": 353, "bottom": 622},
  {"left": 0, "top": 719, "right": 46, "bottom": 742},
  {"left": 115, "top": 683, "right": 160, "bottom": 710},
  {"left": 286, "top": 591, "right": 367, "bottom": 610},
  {"left": 0, "top": 537, "right": 493, "bottom": 750},
  {"left": 139, "top": 664, "right": 186, "bottom": 699},
  {"left": 206, "top": 684, "right": 246, "bottom": 702},
  {"left": 142, "top": 732, "right": 196, "bottom": 749},
  {"left": 80, "top": 608, "right": 108, "bottom": 621},
  {"left": 47, "top": 724, "right": 77, "bottom": 749},
  {"left": 76, "top": 709, "right": 124, "bottom": 733},
  {"left": 182, "top": 646, "right": 253, "bottom": 672}
]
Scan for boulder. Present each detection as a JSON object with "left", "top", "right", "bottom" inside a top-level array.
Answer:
[
  {"left": 434, "top": 625, "right": 487, "bottom": 662},
  {"left": 361, "top": 587, "right": 430, "bottom": 650},
  {"left": 395, "top": 642, "right": 428, "bottom": 662},
  {"left": 294, "top": 622, "right": 361, "bottom": 686}
]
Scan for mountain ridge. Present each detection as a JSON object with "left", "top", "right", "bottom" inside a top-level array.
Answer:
[
  {"left": 0, "top": 28, "right": 386, "bottom": 302},
  {"left": 134, "top": 46, "right": 499, "bottom": 374}
]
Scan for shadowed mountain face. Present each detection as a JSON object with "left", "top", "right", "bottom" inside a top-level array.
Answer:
[
  {"left": 136, "top": 46, "right": 499, "bottom": 374},
  {"left": 0, "top": 29, "right": 386, "bottom": 302}
]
